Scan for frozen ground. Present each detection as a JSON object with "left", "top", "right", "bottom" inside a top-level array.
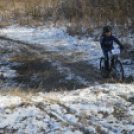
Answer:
[
  {"left": 0, "top": 83, "right": 134, "bottom": 133},
  {"left": 0, "top": 25, "right": 133, "bottom": 86},
  {"left": 0, "top": 25, "right": 134, "bottom": 133}
]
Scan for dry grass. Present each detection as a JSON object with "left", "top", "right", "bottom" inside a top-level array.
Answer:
[
  {"left": 0, "top": 0, "right": 62, "bottom": 27},
  {"left": 95, "top": 126, "right": 109, "bottom": 134},
  {"left": 78, "top": 112, "right": 90, "bottom": 126},
  {"left": 0, "top": 0, "right": 133, "bottom": 36},
  {"left": 112, "top": 107, "right": 126, "bottom": 120},
  {"left": 9, "top": 51, "right": 44, "bottom": 63},
  {"left": 8, "top": 104, "right": 17, "bottom": 110},
  {"left": 0, "top": 86, "right": 61, "bottom": 105},
  {"left": 44, "top": 95, "right": 60, "bottom": 103},
  {"left": 118, "top": 95, "right": 127, "bottom": 101},
  {"left": 0, "top": 87, "right": 31, "bottom": 100}
]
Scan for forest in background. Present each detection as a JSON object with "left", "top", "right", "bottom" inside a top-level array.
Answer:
[{"left": 0, "top": 0, "right": 134, "bottom": 36}]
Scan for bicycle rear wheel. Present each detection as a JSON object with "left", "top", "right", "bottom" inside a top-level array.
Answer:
[
  {"left": 100, "top": 57, "right": 109, "bottom": 78},
  {"left": 114, "top": 59, "right": 124, "bottom": 81}
]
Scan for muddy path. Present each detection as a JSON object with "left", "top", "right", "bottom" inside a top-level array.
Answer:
[{"left": 0, "top": 37, "right": 133, "bottom": 91}]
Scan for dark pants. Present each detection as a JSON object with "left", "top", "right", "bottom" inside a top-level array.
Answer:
[{"left": 102, "top": 46, "right": 114, "bottom": 71}]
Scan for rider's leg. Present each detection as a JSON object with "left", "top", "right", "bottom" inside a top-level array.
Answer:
[
  {"left": 102, "top": 51, "right": 109, "bottom": 71},
  {"left": 108, "top": 46, "right": 114, "bottom": 67},
  {"left": 105, "top": 54, "right": 109, "bottom": 71}
]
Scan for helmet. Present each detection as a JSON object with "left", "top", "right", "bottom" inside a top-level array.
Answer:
[{"left": 103, "top": 25, "right": 112, "bottom": 33}]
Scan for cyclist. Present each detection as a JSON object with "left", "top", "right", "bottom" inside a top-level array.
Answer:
[{"left": 100, "top": 25, "right": 124, "bottom": 73}]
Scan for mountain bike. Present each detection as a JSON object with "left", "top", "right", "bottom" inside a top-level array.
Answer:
[{"left": 100, "top": 49, "right": 124, "bottom": 81}]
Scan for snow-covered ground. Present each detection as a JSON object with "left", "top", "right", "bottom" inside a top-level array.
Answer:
[
  {"left": 0, "top": 25, "right": 134, "bottom": 79},
  {"left": 0, "top": 25, "right": 101, "bottom": 59},
  {"left": 0, "top": 83, "right": 134, "bottom": 133},
  {"left": 0, "top": 25, "right": 134, "bottom": 133}
]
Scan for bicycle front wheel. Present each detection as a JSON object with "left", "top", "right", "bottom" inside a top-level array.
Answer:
[
  {"left": 114, "top": 59, "right": 124, "bottom": 81},
  {"left": 100, "top": 57, "right": 109, "bottom": 78}
]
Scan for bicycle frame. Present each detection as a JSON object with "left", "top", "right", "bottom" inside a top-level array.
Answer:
[{"left": 100, "top": 48, "right": 124, "bottom": 81}]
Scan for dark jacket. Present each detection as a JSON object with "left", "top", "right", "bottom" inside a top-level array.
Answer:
[{"left": 100, "top": 34, "right": 122, "bottom": 50}]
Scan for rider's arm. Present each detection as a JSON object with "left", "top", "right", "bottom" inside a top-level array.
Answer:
[
  {"left": 100, "top": 36, "right": 108, "bottom": 52},
  {"left": 112, "top": 36, "right": 123, "bottom": 47},
  {"left": 100, "top": 36, "right": 105, "bottom": 50}
]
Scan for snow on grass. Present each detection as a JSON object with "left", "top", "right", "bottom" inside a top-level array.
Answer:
[
  {"left": 0, "top": 95, "right": 21, "bottom": 108},
  {"left": 0, "top": 83, "right": 134, "bottom": 133},
  {"left": 0, "top": 25, "right": 133, "bottom": 79},
  {"left": 0, "top": 25, "right": 133, "bottom": 133},
  {"left": 0, "top": 25, "right": 101, "bottom": 86},
  {"left": 0, "top": 25, "right": 102, "bottom": 60}
]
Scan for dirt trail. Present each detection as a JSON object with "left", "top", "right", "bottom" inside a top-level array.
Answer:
[{"left": 0, "top": 37, "right": 133, "bottom": 91}]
